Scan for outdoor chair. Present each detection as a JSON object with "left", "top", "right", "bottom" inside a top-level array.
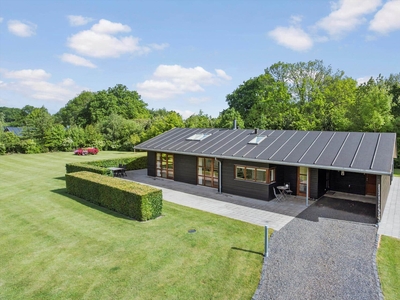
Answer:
[
  {"left": 119, "top": 164, "right": 127, "bottom": 177},
  {"left": 284, "top": 183, "right": 293, "bottom": 196},
  {"left": 273, "top": 187, "right": 284, "bottom": 202}
]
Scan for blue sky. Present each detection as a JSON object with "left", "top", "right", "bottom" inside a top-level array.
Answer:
[{"left": 1, "top": 0, "right": 399, "bottom": 118}]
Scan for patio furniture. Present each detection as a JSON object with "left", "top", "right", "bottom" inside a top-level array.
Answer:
[
  {"left": 274, "top": 187, "right": 284, "bottom": 202},
  {"left": 108, "top": 167, "right": 124, "bottom": 177},
  {"left": 118, "top": 164, "right": 127, "bottom": 177},
  {"left": 284, "top": 183, "right": 293, "bottom": 196}
]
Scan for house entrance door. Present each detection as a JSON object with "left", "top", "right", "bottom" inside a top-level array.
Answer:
[
  {"left": 365, "top": 174, "right": 376, "bottom": 196},
  {"left": 197, "top": 157, "right": 218, "bottom": 188}
]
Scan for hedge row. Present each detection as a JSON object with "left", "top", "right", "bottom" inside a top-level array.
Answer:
[
  {"left": 65, "top": 154, "right": 147, "bottom": 176},
  {"left": 66, "top": 171, "right": 162, "bottom": 221}
]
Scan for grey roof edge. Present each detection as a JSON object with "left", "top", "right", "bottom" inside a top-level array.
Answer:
[{"left": 133, "top": 146, "right": 393, "bottom": 176}]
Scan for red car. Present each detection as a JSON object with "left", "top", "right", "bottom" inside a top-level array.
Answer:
[{"left": 74, "top": 147, "right": 99, "bottom": 155}]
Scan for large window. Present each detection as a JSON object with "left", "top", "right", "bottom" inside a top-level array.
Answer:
[
  {"left": 156, "top": 153, "right": 174, "bottom": 179},
  {"left": 198, "top": 157, "right": 218, "bottom": 188},
  {"left": 235, "top": 165, "right": 275, "bottom": 184}
]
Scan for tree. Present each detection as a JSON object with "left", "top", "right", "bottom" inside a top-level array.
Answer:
[
  {"left": 57, "top": 91, "right": 94, "bottom": 127},
  {"left": 351, "top": 77, "right": 393, "bottom": 132},
  {"left": 185, "top": 110, "right": 214, "bottom": 128},
  {"left": 264, "top": 60, "right": 344, "bottom": 105},
  {"left": 107, "top": 84, "right": 150, "bottom": 119},
  {"left": 23, "top": 106, "right": 54, "bottom": 145},
  {"left": 44, "top": 124, "right": 66, "bottom": 151},
  {"left": 142, "top": 111, "right": 184, "bottom": 141},
  {"left": 214, "top": 108, "right": 244, "bottom": 129}
]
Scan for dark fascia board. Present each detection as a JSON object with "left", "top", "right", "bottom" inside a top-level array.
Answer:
[{"left": 134, "top": 146, "right": 393, "bottom": 176}]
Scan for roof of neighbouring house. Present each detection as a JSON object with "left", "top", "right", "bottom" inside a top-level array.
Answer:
[
  {"left": 3, "top": 126, "right": 23, "bottom": 136},
  {"left": 134, "top": 128, "right": 397, "bottom": 175}
]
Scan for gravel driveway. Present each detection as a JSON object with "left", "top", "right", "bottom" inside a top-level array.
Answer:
[{"left": 254, "top": 197, "right": 382, "bottom": 300}]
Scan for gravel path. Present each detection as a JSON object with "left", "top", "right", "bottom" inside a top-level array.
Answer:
[{"left": 254, "top": 197, "right": 382, "bottom": 300}]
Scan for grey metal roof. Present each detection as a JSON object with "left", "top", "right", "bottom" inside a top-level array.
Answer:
[
  {"left": 3, "top": 126, "right": 23, "bottom": 136},
  {"left": 135, "top": 128, "right": 397, "bottom": 175}
]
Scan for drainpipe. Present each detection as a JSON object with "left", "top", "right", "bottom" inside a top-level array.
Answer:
[{"left": 215, "top": 158, "right": 222, "bottom": 194}]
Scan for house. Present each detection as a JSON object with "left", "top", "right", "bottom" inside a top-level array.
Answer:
[
  {"left": 3, "top": 126, "right": 23, "bottom": 136},
  {"left": 134, "top": 127, "right": 397, "bottom": 221}
]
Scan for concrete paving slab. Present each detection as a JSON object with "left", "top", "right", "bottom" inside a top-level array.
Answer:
[
  {"left": 126, "top": 169, "right": 313, "bottom": 230},
  {"left": 378, "top": 177, "right": 400, "bottom": 239}
]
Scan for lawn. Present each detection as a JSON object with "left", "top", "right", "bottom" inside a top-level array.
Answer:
[
  {"left": 377, "top": 235, "right": 400, "bottom": 300},
  {"left": 0, "top": 151, "right": 265, "bottom": 299},
  {"left": 394, "top": 168, "right": 400, "bottom": 177}
]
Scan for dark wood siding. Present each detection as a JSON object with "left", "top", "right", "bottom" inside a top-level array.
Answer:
[
  {"left": 221, "top": 159, "right": 271, "bottom": 201},
  {"left": 309, "top": 168, "right": 319, "bottom": 199},
  {"left": 174, "top": 154, "right": 197, "bottom": 185},
  {"left": 147, "top": 151, "right": 156, "bottom": 177},
  {"left": 282, "top": 166, "right": 297, "bottom": 195},
  {"left": 317, "top": 169, "right": 327, "bottom": 198},
  {"left": 329, "top": 171, "right": 366, "bottom": 195}
]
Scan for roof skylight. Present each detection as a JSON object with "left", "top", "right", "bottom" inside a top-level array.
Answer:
[
  {"left": 248, "top": 135, "right": 266, "bottom": 145},
  {"left": 186, "top": 133, "right": 212, "bottom": 141}
]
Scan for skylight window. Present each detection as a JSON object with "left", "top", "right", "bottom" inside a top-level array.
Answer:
[
  {"left": 186, "top": 133, "right": 212, "bottom": 141},
  {"left": 248, "top": 136, "right": 266, "bottom": 145}
]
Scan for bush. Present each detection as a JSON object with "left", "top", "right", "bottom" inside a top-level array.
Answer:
[
  {"left": 65, "top": 171, "right": 162, "bottom": 221},
  {"left": 66, "top": 154, "right": 147, "bottom": 175}
]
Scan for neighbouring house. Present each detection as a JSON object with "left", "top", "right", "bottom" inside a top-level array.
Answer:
[
  {"left": 3, "top": 126, "right": 23, "bottom": 136},
  {"left": 134, "top": 127, "right": 397, "bottom": 221}
]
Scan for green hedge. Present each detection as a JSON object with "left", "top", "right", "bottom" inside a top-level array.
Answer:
[
  {"left": 66, "top": 154, "right": 147, "bottom": 176},
  {"left": 66, "top": 171, "right": 162, "bottom": 221}
]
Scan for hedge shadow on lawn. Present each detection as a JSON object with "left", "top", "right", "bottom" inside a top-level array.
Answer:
[
  {"left": 51, "top": 188, "right": 136, "bottom": 221},
  {"left": 54, "top": 176, "right": 66, "bottom": 181}
]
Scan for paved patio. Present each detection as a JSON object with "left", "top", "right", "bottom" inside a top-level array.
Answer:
[
  {"left": 126, "top": 169, "right": 313, "bottom": 230},
  {"left": 378, "top": 176, "right": 400, "bottom": 239}
]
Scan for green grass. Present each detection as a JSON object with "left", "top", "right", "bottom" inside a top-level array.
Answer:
[
  {"left": 0, "top": 151, "right": 265, "bottom": 299},
  {"left": 394, "top": 169, "right": 400, "bottom": 177},
  {"left": 377, "top": 235, "right": 400, "bottom": 300}
]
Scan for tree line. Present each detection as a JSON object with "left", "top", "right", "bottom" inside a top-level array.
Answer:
[{"left": 1, "top": 60, "right": 399, "bottom": 166}]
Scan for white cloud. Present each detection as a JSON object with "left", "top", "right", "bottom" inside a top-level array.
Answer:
[
  {"left": 268, "top": 26, "right": 313, "bottom": 51},
  {"left": 356, "top": 76, "right": 372, "bottom": 85},
  {"left": 148, "top": 43, "right": 169, "bottom": 50},
  {"left": 369, "top": 0, "right": 400, "bottom": 34},
  {"left": 7, "top": 20, "right": 37, "bottom": 37},
  {"left": 137, "top": 65, "right": 231, "bottom": 99},
  {"left": 1, "top": 69, "right": 50, "bottom": 80},
  {"left": 0, "top": 68, "right": 85, "bottom": 102},
  {"left": 91, "top": 19, "right": 130, "bottom": 34},
  {"left": 316, "top": 0, "right": 381, "bottom": 38},
  {"left": 67, "top": 19, "right": 159, "bottom": 58},
  {"left": 0, "top": 17, "right": 3, "bottom": 23},
  {"left": 215, "top": 69, "right": 232, "bottom": 80},
  {"left": 173, "top": 109, "right": 195, "bottom": 119},
  {"left": 60, "top": 53, "right": 97, "bottom": 68},
  {"left": 67, "top": 15, "right": 94, "bottom": 26}
]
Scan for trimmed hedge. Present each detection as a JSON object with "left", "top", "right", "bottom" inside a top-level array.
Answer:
[
  {"left": 66, "top": 154, "right": 147, "bottom": 176},
  {"left": 66, "top": 171, "right": 162, "bottom": 221}
]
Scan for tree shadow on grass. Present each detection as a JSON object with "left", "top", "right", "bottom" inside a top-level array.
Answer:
[
  {"left": 53, "top": 176, "right": 65, "bottom": 181},
  {"left": 51, "top": 188, "right": 136, "bottom": 222}
]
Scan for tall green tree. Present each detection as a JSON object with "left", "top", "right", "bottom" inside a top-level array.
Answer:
[
  {"left": 57, "top": 91, "right": 94, "bottom": 127},
  {"left": 142, "top": 111, "right": 184, "bottom": 141},
  {"left": 185, "top": 110, "right": 214, "bottom": 128},
  {"left": 23, "top": 106, "right": 54, "bottom": 145},
  {"left": 351, "top": 77, "right": 393, "bottom": 132},
  {"left": 214, "top": 108, "right": 244, "bottom": 129}
]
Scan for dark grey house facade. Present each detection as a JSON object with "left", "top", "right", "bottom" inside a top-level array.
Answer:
[{"left": 135, "top": 128, "right": 397, "bottom": 221}]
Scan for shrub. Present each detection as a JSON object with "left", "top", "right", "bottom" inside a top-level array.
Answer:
[
  {"left": 66, "top": 154, "right": 147, "bottom": 175},
  {"left": 65, "top": 171, "right": 162, "bottom": 221}
]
